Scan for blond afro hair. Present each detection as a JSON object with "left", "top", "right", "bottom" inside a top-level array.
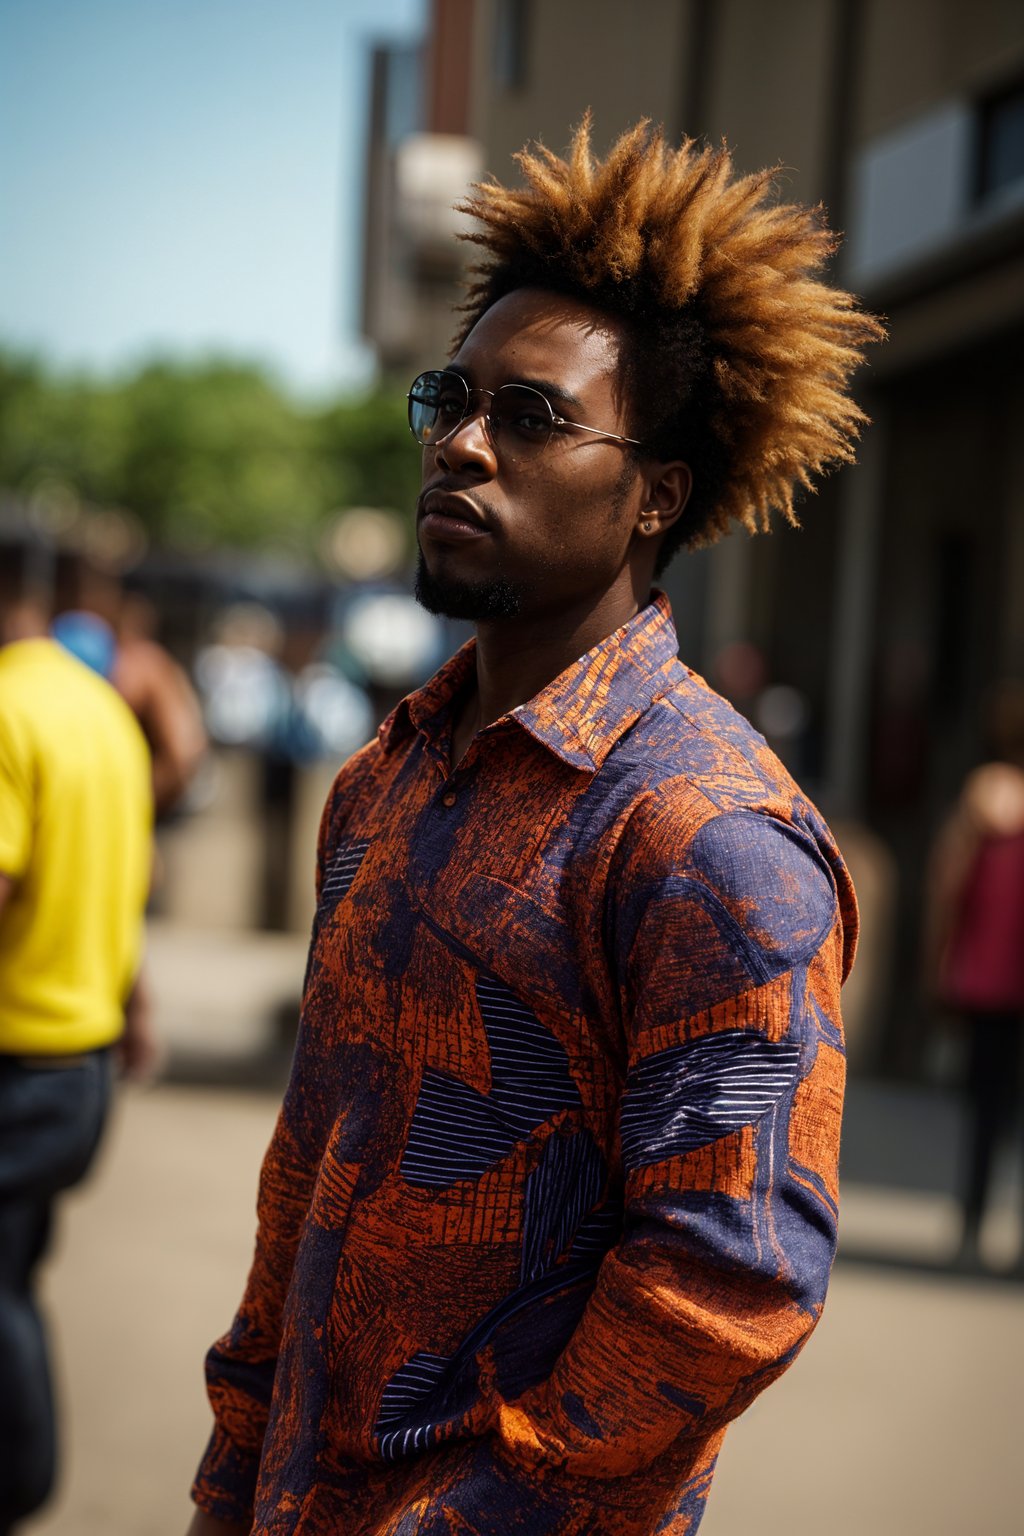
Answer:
[{"left": 456, "top": 117, "right": 885, "bottom": 567}]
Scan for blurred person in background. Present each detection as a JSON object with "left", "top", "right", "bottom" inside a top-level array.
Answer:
[
  {"left": 54, "top": 556, "right": 207, "bottom": 819},
  {"left": 186, "top": 121, "right": 882, "bottom": 1536},
  {"left": 113, "top": 591, "right": 207, "bottom": 818},
  {"left": 927, "top": 681, "right": 1024, "bottom": 1271},
  {"left": 0, "top": 592, "right": 155, "bottom": 1533}
]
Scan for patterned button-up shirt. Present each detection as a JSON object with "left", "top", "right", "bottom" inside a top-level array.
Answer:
[{"left": 192, "top": 592, "right": 855, "bottom": 1535}]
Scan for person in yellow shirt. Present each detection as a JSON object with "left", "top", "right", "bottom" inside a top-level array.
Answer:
[{"left": 0, "top": 597, "right": 154, "bottom": 1533}]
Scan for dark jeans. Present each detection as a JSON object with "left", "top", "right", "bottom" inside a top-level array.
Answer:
[{"left": 0, "top": 1050, "right": 113, "bottom": 1533}]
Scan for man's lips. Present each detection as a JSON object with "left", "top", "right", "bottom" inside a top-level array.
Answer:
[{"left": 417, "top": 490, "right": 492, "bottom": 541}]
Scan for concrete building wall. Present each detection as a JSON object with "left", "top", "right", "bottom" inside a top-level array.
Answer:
[
  {"left": 470, "top": 0, "right": 691, "bottom": 172},
  {"left": 699, "top": 0, "right": 843, "bottom": 196},
  {"left": 857, "top": 0, "right": 1024, "bottom": 141}
]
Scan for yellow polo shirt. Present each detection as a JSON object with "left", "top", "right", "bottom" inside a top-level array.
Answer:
[{"left": 0, "top": 639, "right": 153, "bottom": 1054}]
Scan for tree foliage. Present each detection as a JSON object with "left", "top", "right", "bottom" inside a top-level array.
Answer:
[{"left": 0, "top": 350, "right": 421, "bottom": 557}]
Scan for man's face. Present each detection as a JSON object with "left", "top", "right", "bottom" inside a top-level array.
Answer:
[{"left": 414, "top": 288, "right": 647, "bottom": 624}]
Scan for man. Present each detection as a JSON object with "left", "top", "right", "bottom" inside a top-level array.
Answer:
[
  {"left": 0, "top": 596, "right": 154, "bottom": 1532},
  {"left": 188, "top": 122, "right": 882, "bottom": 1535}
]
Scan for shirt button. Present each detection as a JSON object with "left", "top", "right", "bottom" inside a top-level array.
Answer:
[{"left": 442, "top": 790, "right": 457, "bottom": 807}]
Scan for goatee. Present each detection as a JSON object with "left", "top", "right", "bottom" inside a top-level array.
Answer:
[{"left": 414, "top": 553, "right": 524, "bottom": 621}]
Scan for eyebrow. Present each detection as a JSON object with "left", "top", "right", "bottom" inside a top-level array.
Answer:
[{"left": 446, "top": 363, "right": 585, "bottom": 415}]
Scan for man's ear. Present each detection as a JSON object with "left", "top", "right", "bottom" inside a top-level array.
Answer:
[{"left": 635, "top": 462, "right": 692, "bottom": 539}]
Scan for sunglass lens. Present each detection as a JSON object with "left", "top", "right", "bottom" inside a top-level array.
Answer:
[
  {"left": 408, "top": 371, "right": 471, "bottom": 445},
  {"left": 408, "top": 371, "right": 443, "bottom": 444},
  {"left": 490, "top": 386, "right": 554, "bottom": 446}
]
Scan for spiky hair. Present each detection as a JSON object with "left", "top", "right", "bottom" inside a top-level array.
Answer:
[{"left": 456, "top": 118, "right": 885, "bottom": 568}]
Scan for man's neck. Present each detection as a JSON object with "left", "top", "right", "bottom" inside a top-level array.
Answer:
[{"left": 450, "top": 580, "right": 652, "bottom": 765}]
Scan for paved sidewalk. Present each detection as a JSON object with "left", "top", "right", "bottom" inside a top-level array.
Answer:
[
  {"left": 145, "top": 918, "right": 309, "bottom": 1071},
  {"left": 20, "top": 921, "right": 1024, "bottom": 1535}
]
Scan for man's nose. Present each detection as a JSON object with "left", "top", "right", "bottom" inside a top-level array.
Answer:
[{"left": 435, "top": 404, "right": 497, "bottom": 473}]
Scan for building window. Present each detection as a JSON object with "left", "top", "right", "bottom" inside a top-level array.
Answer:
[
  {"left": 493, "top": 0, "right": 529, "bottom": 92},
  {"left": 976, "top": 78, "right": 1024, "bottom": 200}
]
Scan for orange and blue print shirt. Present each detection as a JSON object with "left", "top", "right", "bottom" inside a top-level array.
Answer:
[{"left": 192, "top": 592, "right": 856, "bottom": 1535}]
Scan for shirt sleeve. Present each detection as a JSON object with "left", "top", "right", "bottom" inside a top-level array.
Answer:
[
  {"left": 190, "top": 778, "right": 346, "bottom": 1524},
  {"left": 0, "top": 710, "right": 33, "bottom": 879},
  {"left": 486, "top": 802, "right": 850, "bottom": 1489}
]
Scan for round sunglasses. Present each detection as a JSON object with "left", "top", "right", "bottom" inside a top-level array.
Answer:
[{"left": 407, "top": 369, "right": 641, "bottom": 455}]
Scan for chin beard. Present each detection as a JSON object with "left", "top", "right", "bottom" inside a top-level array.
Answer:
[{"left": 414, "top": 553, "right": 524, "bottom": 621}]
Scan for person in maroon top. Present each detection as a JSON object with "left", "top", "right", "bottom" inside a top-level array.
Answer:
[
  {"left": 929, "top": 682, "right": 1024, "bottom": 1270},
  {"left": 186, "top": 121, "right": 881, "bottom": 1536}
]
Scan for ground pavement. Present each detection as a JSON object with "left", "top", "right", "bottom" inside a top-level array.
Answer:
[{"left": 22, "top": 921, "right": 1024, "bottom": 1536}]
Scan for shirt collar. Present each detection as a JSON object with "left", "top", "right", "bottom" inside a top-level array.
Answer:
[
  {"left": 379, "top": 591, "right": 681, "bottom": 772},
  {"left": 378, "top": 635, "right": 477, "bottom": 756}
]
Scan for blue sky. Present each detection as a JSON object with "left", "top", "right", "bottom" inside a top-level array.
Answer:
[{"left": 0, "top": 0, "right": 425, "bottom": 396}]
